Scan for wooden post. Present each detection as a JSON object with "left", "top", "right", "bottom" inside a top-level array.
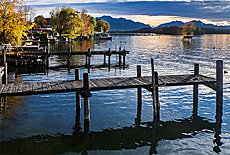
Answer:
[
  {"left": 108, "top": 48, "right": 111, "bottom": 69},
  {"left": 82, "top": 73, "right": 92, "bottom": 123},
  {"left": 155, "top": 71, "right": 160, "bottom": 117},
  {"left": 123, "top": 49, "right": 126, "bottom": 68},
  {"left": 87, "top": 48, "right": 91, "bottom": 72},
  {"left": 193, "top": 63, "right": 199, "bottom": 115},
  {"left": 137, "top": 65, "right": 142, "bottom": 105},
  {"left": 104, "top": 54, "right": 106, "bottom": 65},
  {"left": 47, "top": 40, "right": 50, "bottom": 67},
  {"left": 216, "top": 60, "right": 223, "bottom": 117},
  {"left": 136, "top": 65, "right": 142, "bottom": 126},
  {"left": 119, "top": 47, "right": 121, "bottom": 67},
  {"left": 151, "top": 59, "right": 157, "bottom": 117},
  {"left": 68, "top": 44, "right": 71, "bottom": 64},
  {"left": 75, "top": 69, "right": 81, "bottom": 109}
]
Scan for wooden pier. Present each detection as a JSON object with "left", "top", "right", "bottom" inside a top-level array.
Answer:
[
  {"left": 0, "top": 59, "right": 223, "bottom": 123},
  {"left": 0, "top": 46, "right": 129, "bottom": 69}
]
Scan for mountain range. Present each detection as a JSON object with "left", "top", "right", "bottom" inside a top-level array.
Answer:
[
  {"left": 96, "top": 16, "right": 152, "bottom": 31},
  {"left": 156, "top": 20, "right": 230, "bottom": 29},
  {"left": 96, "top": 16, "right": 230, "bottom": 31}
]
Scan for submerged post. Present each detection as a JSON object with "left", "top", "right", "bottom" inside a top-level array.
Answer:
[
  {"left": 193, "top": 63, "right": 199, "bottom": 115},
  {"left": 216, "top": 60, "right": 223, "bottom": 117}
]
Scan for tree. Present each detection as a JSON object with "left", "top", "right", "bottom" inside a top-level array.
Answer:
[
  {"left": 80, "top": 9, "right": 96, "bottom": 36},
  {"left": 50, "top": 6, "right": 83, "bottom": 38},
  {"left": 34, "top": 15, "right": 47, "bottom": 28},
  {"left": 0, "top": 0, "right": 34, "bottom": 46},
  {"left": 182, "top": 22, "right": 197, "bottom": 36},
  {"left": 95, "top": 19, "right": 110, "bottom": 33}
]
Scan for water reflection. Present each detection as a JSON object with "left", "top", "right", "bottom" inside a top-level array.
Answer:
[{"left": 1, "top": 109, "right": 222, "bottom": 154}]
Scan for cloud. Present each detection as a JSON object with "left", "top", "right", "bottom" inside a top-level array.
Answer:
[{"left": 29, "top": 1, "right": 230, "bottom": 24}]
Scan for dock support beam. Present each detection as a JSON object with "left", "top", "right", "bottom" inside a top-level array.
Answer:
[
  {"left": 75, "top": 69, "right": 81, "bottom": 124},
  {"left": 193, "top": 63, "right": 199, "bottom": 115},
  {"left": 136, "top": 65, "right": 142, "bottom": 126},
  {"left": 216, "top": 60, "right": 223, "bottom": 118},
  {"left": 123, "top": 49, "right": 126, "bottom": 68},
  {"left": 119, "top": 47, "right": 122, "bottom": 67},
  {"left": 151, "top": 59, "right": 159, "bottom": 118},
  {"left": 82, "top": 73, "right": 92, "bottom": 124},
  {"left": 108, "top": 48, "right": 111, "bottom": 70}
]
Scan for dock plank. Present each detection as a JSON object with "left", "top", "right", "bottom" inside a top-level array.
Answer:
[{"left": 0, "top": 74, "right": 216, "bottom": 96}]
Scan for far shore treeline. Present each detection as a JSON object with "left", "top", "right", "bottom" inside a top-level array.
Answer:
[{"left": 109, "top": 27, "right": 230, "bottom": 35}]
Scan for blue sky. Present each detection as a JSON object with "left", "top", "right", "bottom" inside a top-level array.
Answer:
[{"left": 25, "top": 0, "right": 230, "bottom": 27}]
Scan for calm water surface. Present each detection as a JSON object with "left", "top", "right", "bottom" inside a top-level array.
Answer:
[{"left": 1, "top": 34, "right": 230, "bottom": 154}]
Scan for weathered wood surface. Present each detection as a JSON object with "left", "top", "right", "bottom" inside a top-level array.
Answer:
[{"left": 0, "top": 74, "right": 216, "bottom": 96}]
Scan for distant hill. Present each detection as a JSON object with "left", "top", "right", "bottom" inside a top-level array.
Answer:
[
  {"left": 156, "top": 20, "right": 230, "bottom": 29},
  {"left": 96, "top": 16, "right": 152, "bottom": 31}
]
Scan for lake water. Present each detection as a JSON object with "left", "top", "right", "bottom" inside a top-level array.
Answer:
[{"left": 1, "top": 34, "right": 230, "bottom": 154}]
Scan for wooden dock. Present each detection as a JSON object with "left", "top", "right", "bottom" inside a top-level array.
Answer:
[
  {"left": 0, "top": 46, "right": 129, "bottom": 69},
  {"left": 0, "top": 59, "right": 224, "bottom": 134},
  {"left": 0, "top": 74, "right": 216, "bottom": 97}
]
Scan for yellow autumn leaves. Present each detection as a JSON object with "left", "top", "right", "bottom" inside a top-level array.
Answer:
[{"left": 0, "top": 0, "right": 34, "bottom": 46}]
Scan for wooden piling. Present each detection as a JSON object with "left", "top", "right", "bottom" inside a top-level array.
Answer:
[
  {"left": 155, "top": 71, "right": 160, "bottom": 117},
  {"left": 82, "top": 73, "right": 92, "bottom": 122},
  {"left": 137, "top": 65, "right": 142, "bottom": 111},
  {"left": 108, "top": 48, "right": 111, "bottom": 69},
  {"left": 216, "top": 60, "right": 223, "bottom": 116},
  {"left": 75, "top": 69, "right": 81, "bottom": 110},
  {"left": 104, "top": 54, "right": 106, "bottom": 65},
  {"left": 193, "top": 63, "right": 199, "bottom": 115},
  {"left": 119, "top": 47, "right": 122, "bottom": 67},
  {"left": 151, "top": 59, "right": 157, "bottom": 117},
  {"left": 123, "top": 49, "right": 126, "bottom": 67}
]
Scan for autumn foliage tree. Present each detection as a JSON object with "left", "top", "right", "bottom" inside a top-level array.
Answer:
[
  {"left": 0, "top": 0, "right": 34, "bottom": 46},
  {"left": 50, "top": 7, "right": 83, "bottom": 38},
  {"left": 182, "top": 22, "right": 197, "bottom": 36},
  {"left": 80, "top": 9, "right": 96, "bottom": 36},
  {"left": 95, "top": 19, "right": 110, "bottom": 33},
  {"left": 34, "top": 15, "right": 47, "bottom": 28}
]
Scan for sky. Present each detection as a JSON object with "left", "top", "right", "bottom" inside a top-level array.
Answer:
[{"left": 25, "top": 0, "right": 230, "bottom": 27}]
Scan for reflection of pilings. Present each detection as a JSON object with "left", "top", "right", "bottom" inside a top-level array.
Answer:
[
  {"left": 149, "top": 116, "right": 160, "bottom": 154},
  {"left": 193, "top": 63, "right": 199, "bottom": 115},
  {"left": 0, "top": 115, "right": 218, "bottom": 154}
]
